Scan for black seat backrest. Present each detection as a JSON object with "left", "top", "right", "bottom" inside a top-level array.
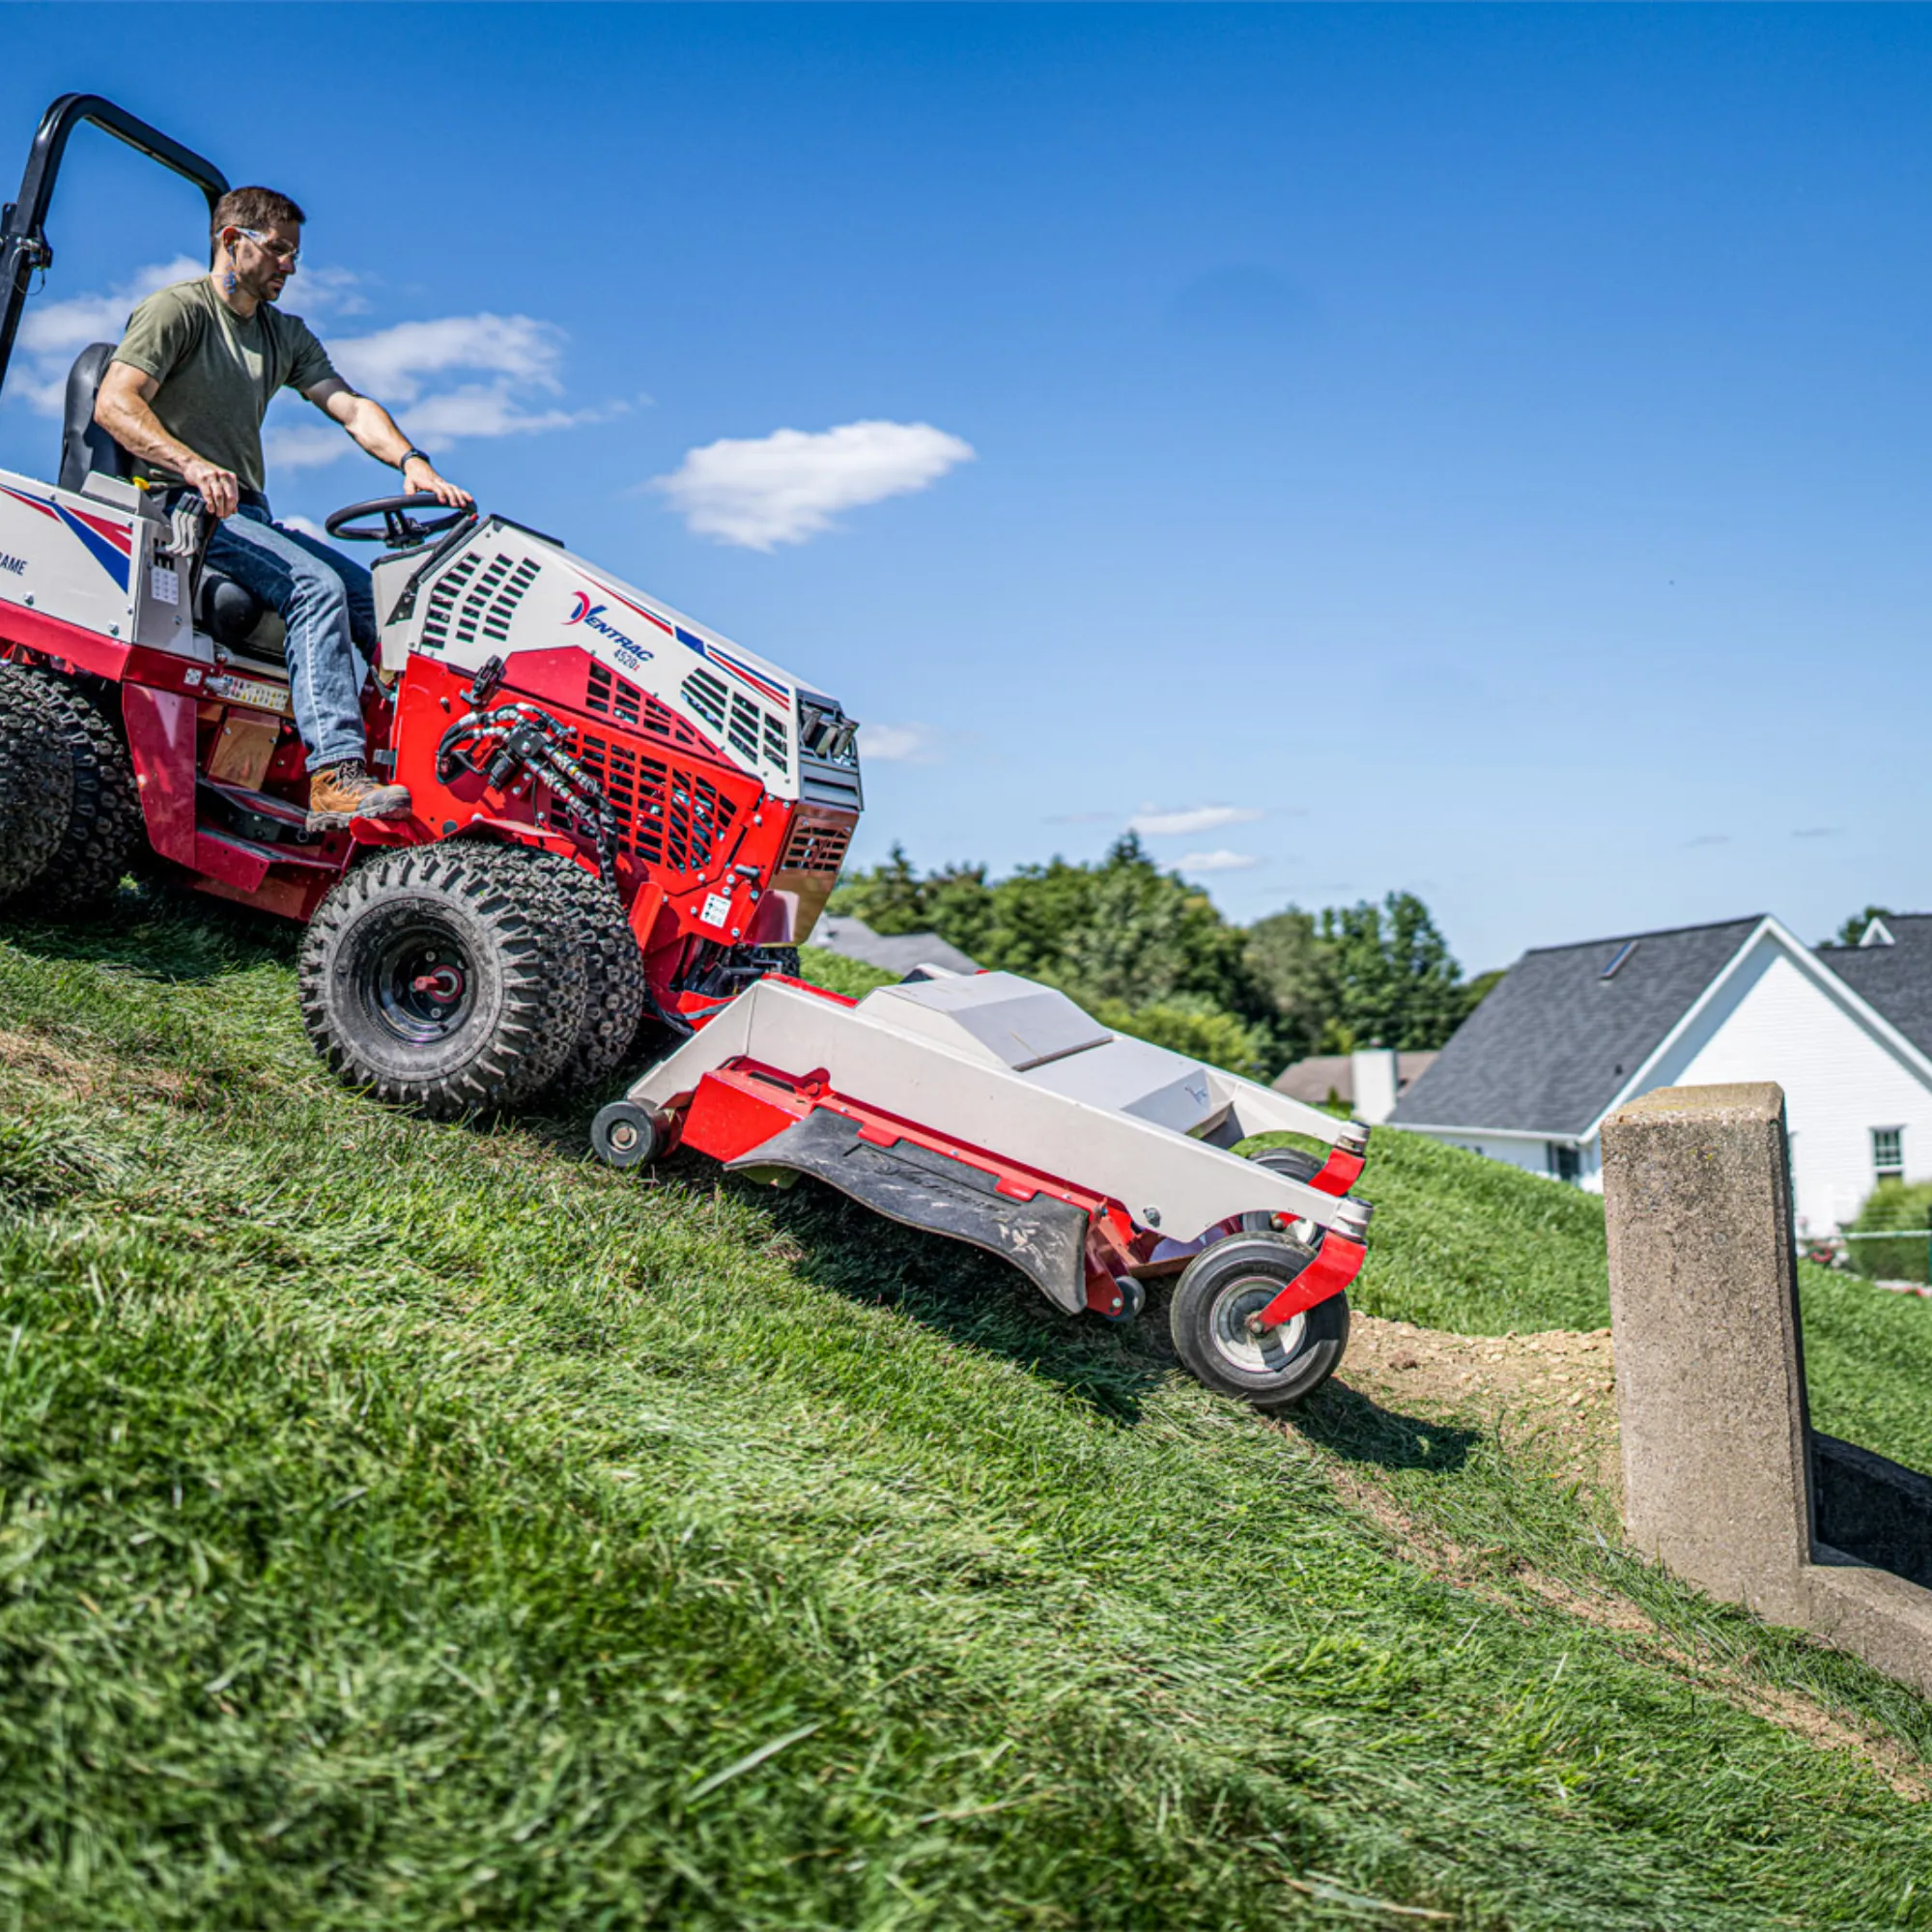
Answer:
[{"left": 60, "top": 343, "right": 133, "bottom": 496}]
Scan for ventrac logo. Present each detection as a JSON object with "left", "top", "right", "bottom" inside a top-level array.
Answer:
[{"left": 565, "top": 590, "right": 652, "bottom": 669}]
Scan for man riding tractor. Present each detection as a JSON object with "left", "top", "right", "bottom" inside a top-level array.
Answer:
[{"left": 92, "top": 185, "right": 471, "bottom": 830}]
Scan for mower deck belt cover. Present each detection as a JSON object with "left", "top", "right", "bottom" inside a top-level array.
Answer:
[{"left": 727, "top": 1107, "right": 1093, "bottom": 1312}]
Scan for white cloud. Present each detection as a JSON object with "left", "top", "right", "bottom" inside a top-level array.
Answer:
[
  {"left": 268, "top": 311, "right": 611, "bottom": 468},
  {"left": 1128, "top": 803, "right": 1264, "bottom": 838},
  {"left": 328, "top": 313, "right": 564, "bottom": 403},
  {"left": 8, "top": 255, "right": 204, "bottom": 413},
  {"left": 860, "top": 722, "right": 939, "bottom": 764},
  {"left": 1179, "top": 849, "right": 1261, "bottom": 873},
  {"left": 277, "top": 512, "right": 327, "bottom": 540},
  {"left": 653, "top": 419, "right": 975, "bottom": 551}
]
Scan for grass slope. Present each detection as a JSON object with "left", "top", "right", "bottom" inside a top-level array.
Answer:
[
  {"left": 0, "top": 903, "right": 1926, "bottom": 1930},
  {"left": 1340, "top": 1124, "right": 1932, "bottom": 1476}
]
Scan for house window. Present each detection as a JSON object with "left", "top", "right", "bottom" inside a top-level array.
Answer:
[
  {"left": 1872, "top": 1127, "right": 1905, "bottom": 1181},
  {"left": 1548, "top": 1142, "right": 1581, "bottom": 1184}
]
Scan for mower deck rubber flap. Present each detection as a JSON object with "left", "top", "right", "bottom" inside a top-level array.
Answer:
[{"left": 727, "top": 1108, "right": 1092, "bottom": 1313}]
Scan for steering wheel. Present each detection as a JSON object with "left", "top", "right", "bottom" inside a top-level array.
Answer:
[{"left": 325, "top": 493, "right": 476, "bottom": 549}]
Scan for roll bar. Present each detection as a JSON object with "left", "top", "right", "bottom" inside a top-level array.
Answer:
[{"left": 0, "top": 94, "right": 228, "bottom": 399}]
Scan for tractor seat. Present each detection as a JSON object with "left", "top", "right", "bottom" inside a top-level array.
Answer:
[{"left": 60, "top": 342, "right": 286, "bottom": 663}]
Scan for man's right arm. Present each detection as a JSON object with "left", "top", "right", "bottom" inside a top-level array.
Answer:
[{"left": 94, "top": 363, "right": 241, "bottom": 519}]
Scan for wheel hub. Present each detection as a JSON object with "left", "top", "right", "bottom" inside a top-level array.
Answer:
[
  {"left": 368, "top": 923, "right": 477, "bottom": 1043},
  {"left": 1208, "top": 1276, "right": 1307, "bottom": 1376}
]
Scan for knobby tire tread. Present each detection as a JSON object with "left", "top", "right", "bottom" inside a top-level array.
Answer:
[
  {"left": 13, "top": 668, "right": 144, "bottom": 913},
  {"left": 529, "top": 851, "right": 648, "bottom": 1094},
  {"left": 0, "top": 665, "right": 75, "bottom": 904},
  {"left": 297, "top": 840, "right": 589, "bottom": 1118}
]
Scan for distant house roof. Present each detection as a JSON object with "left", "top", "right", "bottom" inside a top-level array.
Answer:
[
  {"left": 1390, "top": 916, "right": 1764, "bottom": 1137},
  {"left": 810, "top": 914, "right": 980, "bottom": 979},
  {"left": 1272, "top": 1051, "right": 1437, "bottom": 1108},
  {"left": 1817, "top": 914, "right": 1932, "bottom": 1056}
]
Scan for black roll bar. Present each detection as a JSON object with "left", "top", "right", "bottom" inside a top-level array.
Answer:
[{"left": 0, "top": 94, "right": 228, "bottom": 400}]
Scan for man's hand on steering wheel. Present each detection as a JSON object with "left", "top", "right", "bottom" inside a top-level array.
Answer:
[{"left": 399, "top": 452, "right": 472, "bottom": 510}]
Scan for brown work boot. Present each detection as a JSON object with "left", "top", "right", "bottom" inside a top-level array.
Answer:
[{"left": 306, "top": 757, "right": 412, "bottom": 831}]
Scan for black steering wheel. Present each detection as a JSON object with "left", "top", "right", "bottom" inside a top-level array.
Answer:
[{"left": 325, "top": 493, "right": 477, "bottom": 549}]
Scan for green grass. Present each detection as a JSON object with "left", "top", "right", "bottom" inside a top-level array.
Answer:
[
  {"left": 0, "top": 901, "right": 1928, "bottom": 1929},
  {"left": 1333, "top": 1124, "right": 1932, "bottom": 1476}
]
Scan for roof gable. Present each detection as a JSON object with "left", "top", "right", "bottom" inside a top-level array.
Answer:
[{"left": 1391, "top": 917, "right": 1763, "bottom": 1136}]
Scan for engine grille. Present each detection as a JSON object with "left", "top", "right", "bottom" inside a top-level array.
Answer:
[
  {"left": 420, "top": 550, "right": 542, "bottom": 652},
  {"left": 570, "top": 728, "right": 741, "bottom": 875},
  {"left": 781, "top": 817, "right": 853, "bottom": 875},
  {"left": 680, "top": 668, "right": 788, "bottom": 779},
  {"left": 586, "top": 660, "right": 723, "bottom": 755}
]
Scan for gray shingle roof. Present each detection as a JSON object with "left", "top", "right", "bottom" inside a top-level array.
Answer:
[
  {"left": 1390, "top": 916, "right": 1764, "bottom": 1137},
  {"left": 1816, "top": 915, "right": 1932, "bottom": 1056},
  {"left": 810, "top": 915, "right": 980, "bottom": 979}
]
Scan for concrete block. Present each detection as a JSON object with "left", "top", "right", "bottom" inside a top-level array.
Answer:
[
  {"left": 1602, "top": 1083, "right": 1813, "bottom": 1625},
  {"left": 1603, "top": 1080, "right": 1932, "bottom": 1694}
]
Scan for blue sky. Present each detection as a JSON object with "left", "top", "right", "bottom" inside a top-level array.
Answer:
[{"left": 3, "top": 6, "right": 1929, "bottom": 974}]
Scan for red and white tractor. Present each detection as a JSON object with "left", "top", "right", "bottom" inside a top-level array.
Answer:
[{"left": 0, "top": 94, "right": 1376, "bottom": 1407}]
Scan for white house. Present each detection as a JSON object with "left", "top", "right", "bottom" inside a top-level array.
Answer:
[{"left": 1390, "top": 913, "right": 1932, "bottom": 1236}]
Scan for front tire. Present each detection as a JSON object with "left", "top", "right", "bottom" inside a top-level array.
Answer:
[
  {"left": 1170, "top": 1233, "right": 1349, "bottom": 1408},
  {"left": 298, "top": 841, "right": 588, "bottom": 1117},
  {"left": 531, "top": 853, "right": 647, "bottom": 1094}
]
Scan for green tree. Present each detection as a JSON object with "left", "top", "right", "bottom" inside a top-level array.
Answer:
[
  {"left": 1832, "top": 905, "right": 1894, "bottom": 948},
  {"left": 1461, "top": 966, "right": 1506, "bottom": 1013},
  {"left": 1319, "top": 891, "right": 1467, "bottom": 1051},
  {"left": 1243, "top": 906, "right": 1336, "bottom": 1064}
]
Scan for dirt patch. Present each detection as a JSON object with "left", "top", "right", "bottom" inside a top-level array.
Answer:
[
  {"left": 1343, "top": 1313, "right": 1622, "bottom": 1497},
  {"left": 1327, "top": 1318, "right": 1930, "bottom": 1802}
]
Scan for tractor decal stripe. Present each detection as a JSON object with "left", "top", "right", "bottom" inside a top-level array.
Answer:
[
  {"left": 704, "top": 644, "right": 788, "bottom": 705},
  {"left": 0, "top": 484, "right": 131, "bottom": 588},
  {"left": 51, "top": 505, "right": 131, "bottom": 589},
  {"left": 585, "top": 581, "right": 673, "bottom": 636},
  {"left": 0, "top": 484, "right": 59, "bottom": 521}
]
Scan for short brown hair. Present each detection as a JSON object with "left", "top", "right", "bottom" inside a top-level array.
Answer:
[{"left": 210, "top": 186, "right": 306, "bottom": 264}]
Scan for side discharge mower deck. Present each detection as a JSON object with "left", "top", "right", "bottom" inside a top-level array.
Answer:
[{"left": 0, "top": 93, "right": 1375, "bottom": 1408}]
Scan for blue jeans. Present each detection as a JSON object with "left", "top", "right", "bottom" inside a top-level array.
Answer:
[{"left": 203, "top": 502, "right": 379, "bottom": 769}]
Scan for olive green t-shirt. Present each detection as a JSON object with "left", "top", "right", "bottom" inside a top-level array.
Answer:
[{"left": 111, "top": 277, "right": 339, "bottom": 494}]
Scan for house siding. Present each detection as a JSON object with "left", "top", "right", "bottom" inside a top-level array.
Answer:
[{"left": 1642, "top": 941, "right": 1932, "bottom": 1235}]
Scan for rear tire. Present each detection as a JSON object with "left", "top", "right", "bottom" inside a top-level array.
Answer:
[
  {"left": 0, "top": 664, "right": 74, "bottom": 905},
  {"left": 298, "top": 841, "right": 589, "bottom": 1117},
  {"left": 1170, "top": 1233, "right": 1349, "bottom": 1408},
  {"left": 12, "top": 669, "right": 143, "bottom": 913},
  {"left": 531, "top": 852, "right": 647, "bottom": 1094}
]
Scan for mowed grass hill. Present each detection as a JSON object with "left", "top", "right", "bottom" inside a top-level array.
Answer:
[{"left": 3, "top": 898, "right": 1931, "bottom": 1931}]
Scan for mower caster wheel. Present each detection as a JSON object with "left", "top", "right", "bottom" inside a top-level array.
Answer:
[
  {"left": 1239, "top": 1144, "right": 1323, "bottom": 1236},
  {"left": 1097, "top": 1275, "right": 1145, "bottom": 1325},
  {"left": 590, "top": 1100, "right": 665, "bottom": 1170},
  {"left": 1170, "top": 1233, "right": 1349, "bottom": 1409}
]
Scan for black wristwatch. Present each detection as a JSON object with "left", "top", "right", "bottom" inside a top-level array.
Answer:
[{"left": 399, "top": 447, "right": 431, "bottom": 474}]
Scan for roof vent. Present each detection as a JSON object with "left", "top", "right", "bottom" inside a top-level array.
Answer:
[{"left": 1601, "top": 941, "right": 1638, "bottom": 980}]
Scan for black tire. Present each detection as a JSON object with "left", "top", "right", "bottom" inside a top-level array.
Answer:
[
  {"left": 298, "top": 840, "right": 589, "bottom": 1118},
  {"left": 1170, "top": 1233, "right": 1349, "bottom": 1408},
  {"left": 1097, "top": 1275, "right": 1145, "bottom": 1325},
  {"left": 0, "top": 664, "right": 75, "bottom": 905},
  {"left": 530, "top": 852, "right": 647, "bottom": 1094},
  {"left": 589, "top": 1099, "right": 665, "bottom": 1170},
  {"left": 1239, "top": 1145, "right": 1324, "bottom": 1235},
  {"left": 12, "top": 668, "right": 143, "bottom": 913},
  {"left": 1248, "top": 1146, "right": 1322, "bottom": 1186}
]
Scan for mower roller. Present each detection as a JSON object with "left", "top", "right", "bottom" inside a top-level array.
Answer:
[{"left": 0, "top": 94, "right": 1375, "bottom": 1407}]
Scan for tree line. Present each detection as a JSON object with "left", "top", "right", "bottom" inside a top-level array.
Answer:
[{"left": 828, "top": 836, "right": 1498, "bottom": 1076}]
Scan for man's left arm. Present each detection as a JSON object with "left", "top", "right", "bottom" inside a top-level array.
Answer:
[{"left": 303, "top": 375, "right": 473, "bottom": 507}]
